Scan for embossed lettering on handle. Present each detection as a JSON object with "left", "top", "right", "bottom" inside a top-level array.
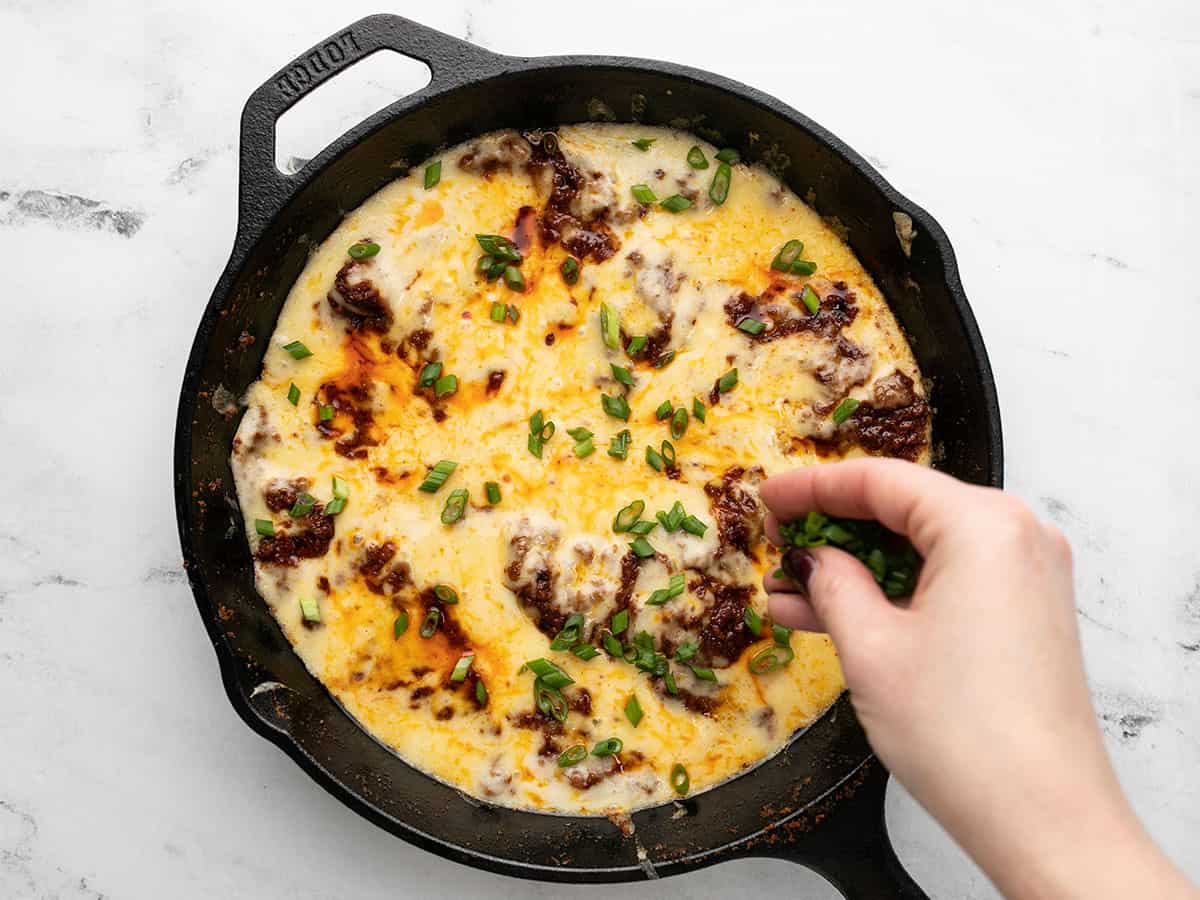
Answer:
[{"left": 274, "top": 30, "right": 363, "bottom": 98}]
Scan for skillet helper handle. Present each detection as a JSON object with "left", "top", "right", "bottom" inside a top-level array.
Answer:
[
  {"left": 238, "top": 14, "right": 500, "bottom": 229},
  {"left": 759, "top": 757, "right": 929, "bottom": 899}
]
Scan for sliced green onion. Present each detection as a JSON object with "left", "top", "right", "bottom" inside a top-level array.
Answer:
[
  {"left": 418, "top": 361, "right": 442, "bottom": 388},
  {"left": 283, "top": 340, "right": 312, "bottom": 360},
  {"left": 631, "top": 138, "right": 655, "bottom": 151},
  {"left": 485, "top": 481, "right": 502, "bottom": 505},
  {"left": 611, "top": 364, "right": 635, "bottom": 387},
  {"left": 737, "top": 317, "right": 767, "bottom": 336},
  {"left": 674, "top": 640, "right": 699, "bottom": 662},
  {"left": 631, "top": 184, "right": 658, "bottom": 204},
  {"left": 715, "top": 147, "right": 740, "bottom": 164},
  {"left": 670, "top": 763, "right": 690, "bottom": 795},
  {"left": 348, "top": 241, "right": 381, "bottom": 260},
  {"left": 608, "top": 429, "right": 632, "bottom": 460},
  {"left": 661, "top": 501, "right": 686, "bottom": 532},
  {"left": 420, "top": 607, "right": 441, "bottom": 638},
  {"left": 663, "top": 668, "right": 678, "bottom": 695},
  {"left": 572, "top": 644, "right": 600, "bottom": 661},
  {"left": 670, "top": 407, "right": 688, "bottom": 439},
  {"left": 750, "top": 643, "right": 795, "bottom": 674},
  {"left": 791, "top": 259, "right": 818, "bottom": 276},
  {"left": 535, "top": 680, "right": 569, "bottom": 722},
  {"left": 475, "top": 234, "right": 521, "bottom": 263},
  {"left": 393, "top": 610, "right": 409, "bottom": 637},
  {"left": 680, "top": 515, "right": 708, "bottom": 537},
  {"left": 744, "top": 606, "right": 763, "bottom": 637},
  {"left": 630, "top": 537, "right": 656, "bottom": 559},
  {"left": 424, "top": 160, "right": 441, "bottom": 189},
  {"left": 661, "top": 194, "right": 692, "bottom": 213},
  {"left": 441, "top": 489, "right": 468, "bottom": 524},
  {"left": 561, "top": 257, "right": 580, "bottom": 285},
  {"left": 418, "top": 460, "right": 457, "bottom": 493},
  {"left": 709, "top": 163, "right": 731, "bottom": 205},
  {"left": 486, "top": 258, "right": 507, "bottom": 281},
  {"left": 526, "top": 657, "right": 574, "bottom": 689},
  {"left": 331, "top": 475, "right": 349, "bottom": 500},
  {"left": 254, "top": 519, "right": 275, "bottom": 537},
  {"left": 528, "top": 433, "right": 545, "bottom": 458},
  {"left": 503, "top": 265, "right": 525, "bottom": 292},
  {"left": 433, "top": 585, "right": 459, "bottom": 605},
  {"left": 647, "top": 572, "right": 686, "bottom": 605},
  {"left": 656, "top": 400, "right": 673, "bottom": 420},
  {"left": 475, "top": 680, "right": 488, "bottom": 705},
  {"left": 450, "top": 653, "right": 475, "bottom": 682},
  {"left": 832, "top": 397, "right": 859, "bottom": 425},
  {"left": 690, "top": 665, "right": 717, "bottom": 682},
  {"left": 603, "top": 631, "right": 624, "bottom": 656},
  {"left": 592, "top": 737, "right": 623, "bottom": 757},
  {"left": 601, "top": 393, "right": 631, "bottom": 421},
  {"left": 653, "top": 350, "right": 676, "bottom": 369},
  {"left": 299, "top": 597, "right": 320, "bottom": 623},
  {"left": 506, "top": 304, "right": 520, "bottom": 323},
  {"left": 324, "top": 496, "right": 347, "bottom": 516},
  {"left": 717, "top": 368, "right": 738, "bottom": 393},
  {"left": 613, "top": 500, "right": 646, "bottom": 532},
  {"left": 530, "top": 410, "right": 544, "bottom": 435},
  {"left": 550, "top": 613, "right": 585, "bottom": 651},
  {"left": 567, "top": 426, "right": 593, "bottom": 442},
  {"left": 773, "top": 623, "right": 792, "bottom": 646},
  {"left": 626, "top": 335, "right": 648, "bottom": 355},
  {"left": 628, "top": 520, "right": 657, "bottom": 536},
  {"left": 558, "top": 744, "right": 588, "bottom": 767},
  {"left": 611, "top": 609, "right": 629, "bottom": 635},
  {"left": 624, "top": 693, "right": 644, "bottom": 727},
  {"left": 645, "top": 445, "right": 664, "bottom": 472},
  {"left": 600, "top": 303, "right": 620, "bottom": 351},
  {"left": 772, "top": 240, "right": 804, "bottom": 271},
  {"left": 692, "top": 397, "right": 706, "bottom": 423},
  {"left": 660, "top": 440, "right": 676, "bottom": 466},
  {"left": 318, "top": 404, "right": 335, "bottom": 422},
  {"left": 687, "top": 146, "right": 709, "bottom": 169},
  {"left": 290, "top": 492, "right": 316, "bottom": 517},
  {"left": 477, "top": 254, "right": 496, "bottom": 275},
  {"left": 801, "top": 285, "right": 821, "bottom": 314},
  {"left": 434, "top": 374, "right": 458, "bottom": 399},
  {"left": 287, "top": 383, "right": 300, "bottom": 405},
  {"left": 490, "top": 301, "right": 506, "bottom": 322}
]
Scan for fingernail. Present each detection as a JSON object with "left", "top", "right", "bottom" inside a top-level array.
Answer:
[{"left": 781, "top": 548, "right": 815, "bottom": 596}]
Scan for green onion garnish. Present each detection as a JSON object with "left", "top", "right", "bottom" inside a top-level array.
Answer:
[
  {"left": 393, "top": 610, "right": 408, "bottom": 637},
  {"left": 550, "top": 613, "right": 585, "bottom": 651},
  {"left": 613, "top": 500, "right": 646, "bottom": 532},
  {"left": 477, "top": 254, "right": 496, "bottom": 275},
  {"left": 772, "top": 240, "right": 804, "bottom": 271},
  {"left": 631, "top": 184, "right": 658, "bottom": 204},
  {"left": 318, "top": 404, "right": 335, "bottom": 422},
  {"left": 660, "top": 440, "right": 676, "bottom": 466},
  {"left": 790, "top": 259, "right": 818, "bottom": 276},
  {"left": 476, "top": 680, "right": 488, "bottom": 705},
  {"left": 490, "top": 301, "right": 506, "bottom": 322},
  {"left": 773, "top": 623, "right": 792, "bottom": 646},
  {"left": 737, "top": 317, "right": 767, "bottom": 336},
  {"left": 625, "top": 694, "right": 644, "bottom": 727},
  {"left": 744, "top": 606, "right": 763, "bottom": 637},
  {"left": 611, "top": 609, "right": 630, "bottom": 635},
  {"left": 348, "top": 241, "right": 381, "bottom": 260},
  {"left": 535, "top": 680, "right": 569, "bottom": 722},
  {"left": 630, "top": 537, "right": 656, "bottom": 558},
  {"left": 418, "top": 361, "right": 442, "bottom": 387},
  {"left": 558, "top": 744, "right": 588, "bottom": 767},
  {"left": 434, "top": 374, "right": 458, "bottom": 399},
  {"left": 715, "top": 147, "right": 740, "bottom": 164},
  {"left": 632, "top": 138, "right": 655, "bottom": 151},
  {"left": 670, "top": 763, "right": 690, "bottom": 795},
  {"left": 656, "top": 400, "right": 673, "bottom": 420},
  {"left": 628, "top": 520, "right": 657, "bottom": 536},
  {"left": 611, "top": 363, "right": 635, "bottom": 387},
  {"left": 287, "top": 383, "right": 300, "bottom": 405},
  {"left": 626, "top": 335, "right": 648, "bottom": 355},
  {"left": 485, "top": 481, "right": 501, "bottom": 505},
  {"left": 670, "top": 407, "right": 688, "bottom": 439},
  {"left": 299, "top": 597, "right": 321, "bottom": 623},
  {"left": 592, "top": 738, "right": 623, "bottom": 757},
  {"left": 600, "top": 303, "right": 620, "bottom": 350},
  {"left": 441, "top": 489, "right": 468, "bottom": 524},
  {"left": 530, "top": 410, "right": 545, "bottom": 434},
  {"left": 687, "top": 146, "right": 709, "bottom": 169},
  {"left": 507, "top": 304, "right": 520, "bottom": 323},
  {"left": 709, "top": 162, "right": 731, "bottom": 205},
  {"left": 832, "top": 397, "right": 860, "bottom": 425},
  {"left": 420, "top": 607, "right": 441, "bottom": 638},
  {"left": 424, "top": 160, "right": 441, "bottom": 189},
  {"left": 254, "top": 519, "right": 275, "bottom": 537},
  {"left": 717, "top": 368, "right": 738, "bottom": 393},
  {"left": 572, "top": 644, "right": 600, "bottom": 661},
  {"left": 690, "top": 665, "right": 717, "bottom": 682},
  {"left": 653, "top": 350, "right": 676, "bottom": 369},
  {"left": 647, "top": 572, "right": 686, "bottom": 606},
  {"left": 332, "top": 475, "right": 349, "bottom": 500},
  {"left": 418, "top": 459, "right": 457, "bottom": 493},
  {"left": 528, "top": 432, "right": 545, "bottom": 458},
  {"left": 567, "top": 426, "right": 593, "bottom": 442},
  {"left": 487, "top": 258, "right": 507, "bottom": 281},
  {"left": 434, "top": 585, "right": 459, "bottom": 605},
  {"left": 290, "top": 492, "right": 316, "bottom": 517},
  {"left": 658, "top": 501, "right": 686, "bottom": 533},
  {"left": 750, "top": 643, "right": 795, "bottom": 674},
  {"left": 680, "top": 514, "right": 707, "bottom": 537},
  {"left": 526, "top": 657, "right": 574, "bottom": 689},
  {"left": 602, "top": 393, "right": 631, "bottom": 421},
  {"left": 801, "top": 285, "right": 821, "bottom": 315},
  {"left": 559, "top": 257, "right": 581, "bottom": 286},
  {"left": 324, "top": 496, "right": 347, "bottom": 516},
  {"left": 450, "top": 653, "right": 474, "bottom": 682},
  {"left": 674, "top": 640, "right": 699, "bottom": 662},
  {"left": 503, "top": 265, "right": 525, "bottom": 292},
  {"left": 608, "top": 429, "right": 632, "bottom": 459},
  {"left": 692, "top": 397, "right": 706, "bottom": 423},
  {"left": 283, "top": 340, "right": 312, "bottom": 360},
  {"left": 645, "top": 445, "right": 664, "bottom": 472},
  {"left": 475, "top": 234, "right": 521, "bottom": 263},
  {"left": 602, "top": 632, "right": 623, "bottom": 657},
  {"left": 661, "top": 194, "right": 692, "bottom": 213}
]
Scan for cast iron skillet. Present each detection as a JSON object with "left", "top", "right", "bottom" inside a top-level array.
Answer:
[{"left": 175, "top": 14, "right": 1002, "bottom": 897}]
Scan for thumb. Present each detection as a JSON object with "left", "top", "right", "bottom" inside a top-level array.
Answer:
[{"left": 768, "top": 545, "right": 896, "bottom": 648}]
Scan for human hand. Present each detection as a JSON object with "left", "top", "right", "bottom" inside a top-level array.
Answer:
[{"left": 760, "top": 458, "right": 1196, "bottom": 900}]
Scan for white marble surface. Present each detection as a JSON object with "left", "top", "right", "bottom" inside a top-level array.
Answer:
[{"left": 2, "top": 0, "right": 1198, "bottom": 896}]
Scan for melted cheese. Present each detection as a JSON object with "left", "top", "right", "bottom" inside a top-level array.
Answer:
[{"left": 231, "top": 124, "right": 929, "bottom": 814}]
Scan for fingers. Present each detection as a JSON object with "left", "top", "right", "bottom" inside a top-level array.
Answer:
[
  {"left": 765, "top": 545, "right": 899, "bottom": 644},
  {"left": 759, "top": 458, "right": 971, "bottom": 555},
  {"left": 767, "top": 592, "right": 825, "bottom": 631}
]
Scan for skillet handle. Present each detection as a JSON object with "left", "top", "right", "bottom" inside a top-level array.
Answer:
[
  {"left": 238, "top": 14, "right": 501, "bottom": 230},
  {"left": 753, "top": 757, "right": 929, "bottom": 899}
]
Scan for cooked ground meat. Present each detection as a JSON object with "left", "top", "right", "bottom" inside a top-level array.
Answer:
[
  {"left": 847, "top": 395, "right": 931, "bottom": 461},
  {"left": 263, "top": 478, "right": 310, "bottom": 512},
  {"left": 457, "top": 130, "right": 533, "bottom": 177},
  {"left": 530, "top": 138, "right": 618, "bottom": 262},
  {"left": 255, "top": 506, "right": 334, "bottom": 566},
  {"left": 691, "top": 572, "right": 754, "bottom": 667},
  {"left": 723, "top": 281, "right": 858, "bottom": 344},
  {"left": 703, "top": 467, "right": 764, "bottom": 557},
  {"left": 328, "top": 259, "right": 390, "bottom": 331},
  {"left": 359, "top": 541, "right": 411, "bottom": 595}
]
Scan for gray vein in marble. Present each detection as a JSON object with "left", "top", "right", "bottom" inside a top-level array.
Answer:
[
  {"left": 1096, "top": 689, "right": 1161, "bottom": 742},
  {"left": 0, "top": 190, "right": 144, "bottom": 237},
  {"left": 144, "top": 565, "right": 187, "bottom": 585}
]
